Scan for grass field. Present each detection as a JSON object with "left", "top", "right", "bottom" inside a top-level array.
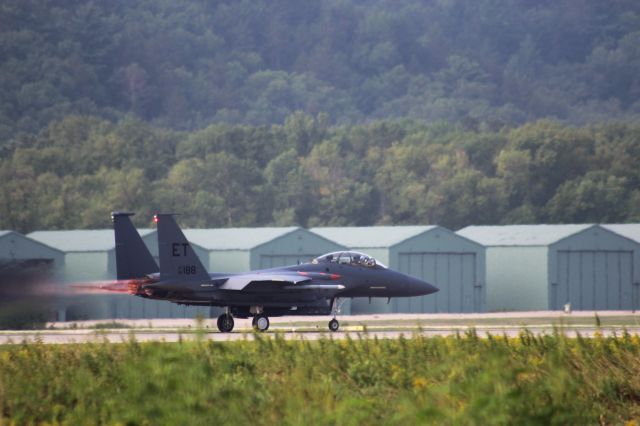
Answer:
[{"left": 1, "top": 330, "right": 640, "bottom": 424}]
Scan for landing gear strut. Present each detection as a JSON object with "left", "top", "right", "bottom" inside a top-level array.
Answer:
[
  {"left": 328, "top": 298, "right": 345, "bottom": 332},
  {"left": 252, "top": 313, "right": 270, "bottom": 332}
]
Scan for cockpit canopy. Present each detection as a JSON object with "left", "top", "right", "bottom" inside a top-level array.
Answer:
[{"left": 312, "top": 251, "right": 387, "bottom": 269}]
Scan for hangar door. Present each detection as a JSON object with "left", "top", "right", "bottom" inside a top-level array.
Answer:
[
  {"left": 259, "top": 254, "right": 317, "bottom": 269},
  {"left": 553, "top": 250, "right": 636, "bottom": 310},
  {"left": 395, "top": 252, "right": 480, "bottom": 313}
]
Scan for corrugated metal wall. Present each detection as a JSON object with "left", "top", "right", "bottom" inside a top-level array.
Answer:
[
  {"left": 553, "top": 250, "right": 635, "bottom": 310},
  {"left": 110, "top": 295, "right": 210, "bottom": 319},
  {"left": 484, "top": 247, "right": 549, "bottom": 311},
  {"left": 395, "top": 252, "right": 480, "bottom": 313}
]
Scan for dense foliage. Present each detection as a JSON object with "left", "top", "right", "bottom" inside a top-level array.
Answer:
[
  {"left": 1, "top": 115, "right": 639, "bottom": 232},
  {"left": 2, "top": 2, "right": 639, "bottom": 232},
  {"left": 2, "top": 332, "right": 640, "bottom": 424},
  {"left": 2, "top": 0, "right": 640, "bottom": 142}
]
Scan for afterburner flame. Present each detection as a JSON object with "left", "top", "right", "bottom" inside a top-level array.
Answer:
[{"left": 69, "top": 277, "right": 156, "bottom": 295}]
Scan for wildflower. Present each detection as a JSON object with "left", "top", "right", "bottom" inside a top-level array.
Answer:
[
  {"left": 412, "top": 377, "right": 427, "bottom": 390},
  {"left": 516, "top": 372, "right": 535, "bottom": 384}
]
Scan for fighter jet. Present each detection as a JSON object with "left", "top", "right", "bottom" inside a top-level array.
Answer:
[{"left": 109, "top": 212, "right": 438, "bottom": 332}]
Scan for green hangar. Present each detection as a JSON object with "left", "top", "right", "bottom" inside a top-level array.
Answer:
[
  {"left": 457, "top": 224, "right": 640, "bottom": 311},
  {"left": 182, "top": 227, "right": 346, "bottom": 272},
  {"left": 603, "top": 224, "right": 640, "bottom": 246},
  {"left": 0, "top": 230, "right": 64, "bottom": 271},
  {"left": 27, "top": 229, "right": 209, "bottom": 319},
  {"left": 310, "top": 226, "right": 486, "bottom": 314}
]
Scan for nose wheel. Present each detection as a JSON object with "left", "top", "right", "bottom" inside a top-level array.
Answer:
[
  {"left": 217, "top": 313, "right": 234, "bottom": 333},
  {"left": 328, "top": 318, "right": 340, "bottom": 332},
  {"left": 252, "top": 313, "right": 270, "bottom": 332},
  {"left": 328, "top": 297, "right": 344, "bottom": 332}
]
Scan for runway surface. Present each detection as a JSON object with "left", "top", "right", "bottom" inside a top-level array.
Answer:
[{"left": 3, "top": 311, "right": 640, "bottom": 344}]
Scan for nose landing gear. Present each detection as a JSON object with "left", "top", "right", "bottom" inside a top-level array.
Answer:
[
  {"left": 328, "top": 298, "right": 345, "bottom": 332},
  {"left": 328, "top": 318, "right": 339, "bottom": 332}
]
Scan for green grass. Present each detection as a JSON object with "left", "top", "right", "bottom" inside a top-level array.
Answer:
[
  {"left": 88, "top": 321, "right": 132, "bottom": 330},
  {"left": 1, "top": 331, "right": 640, "bottom": 424}
]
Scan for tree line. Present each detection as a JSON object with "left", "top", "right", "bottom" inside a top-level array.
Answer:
[
  {"left": 2, "top": 114, "right": 639, "bottom": 233},
  {"left": 1, "top": 0, "right": 640, "bottom": 142}
]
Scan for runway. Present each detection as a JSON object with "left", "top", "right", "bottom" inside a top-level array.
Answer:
[{"left": 3, "top": 311, "right": 640, "bottom": 344}]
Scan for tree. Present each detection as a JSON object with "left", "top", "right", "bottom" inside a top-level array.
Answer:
[
  {"left": 546, "top": 172, "right": 629, "bottom": 223},
  {"left": 303, "top": 139, "right": 377, "bottom": 225},
  {"left": 264, "top": 149, "right": 316, "bottom": 226}
]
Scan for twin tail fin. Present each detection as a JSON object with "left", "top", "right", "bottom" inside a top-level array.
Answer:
[
  {"left": 112, "top": 212, "right": 159, "bottom": 280},
  {"left": 155, "top": 213, "right": 209, "bottom": 282}
]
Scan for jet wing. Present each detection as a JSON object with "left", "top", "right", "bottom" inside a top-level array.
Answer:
[
  {"left": 217, "top": 274, "right": 345, "bottom": 294},
  {"left": 219, "top": 274, "right": 312, "bottom": 290}
]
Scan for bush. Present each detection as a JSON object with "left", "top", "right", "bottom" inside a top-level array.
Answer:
[{"left": 1, "top": 332, "right": 640, "bottom": 424}]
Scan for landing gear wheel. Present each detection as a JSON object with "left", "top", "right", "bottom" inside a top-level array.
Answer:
[
  {"left": 328, "top": 318, "right": 340, "bottom": 332},
  {"left": 217, "top": 314, "right": 234, "bottom": 333},
  {"left": 253, "top": 314, "right": 270, "bottom": 332}
]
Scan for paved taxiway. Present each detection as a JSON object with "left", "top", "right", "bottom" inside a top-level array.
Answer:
[{"left": 3, "top": 311, "right": 640, "bottom": 344}]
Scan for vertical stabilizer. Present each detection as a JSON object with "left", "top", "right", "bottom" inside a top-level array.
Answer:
[
  {"left": 112, "top": 212, "right": 159, "bottom": 279},
  {"left": 155, "top": 213, "right": 210, "bottom": 282}
]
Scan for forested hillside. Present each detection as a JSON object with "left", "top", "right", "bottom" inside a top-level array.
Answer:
[
  {"left": 1, "top": 0, "right": 640, "bottom": 141},
  {"left": 2, "top": 115, "right": 639, "bottom": 233},
  {"left": 2, "top": 1, "right": 639, "bottom": 232}
]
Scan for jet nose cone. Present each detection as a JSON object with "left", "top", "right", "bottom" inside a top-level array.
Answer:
[
  {"left": 424, "top": 281, "right": 439, "bottom": 295},
  {"left": 406, "top": 276, "right": 439, "bottom": 296}
]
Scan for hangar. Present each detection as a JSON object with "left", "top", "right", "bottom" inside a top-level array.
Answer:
[
  {"left": 310, "top": 226, "right": 486, "bottom": 314},
  {"left": 27, "top": 229, "right": 209, "bottom": 319},
  {"left": 0, "top": 230, "right": 64, "bottom": 270},
  {"left": 457, "top": 224, "right": 640, "bottom": 311},
  {"left": 603, "top": 224, "right": 640, "bottom": 245},
  {"left": 183, "top": 227, "right": 345, "bottom": 271}
]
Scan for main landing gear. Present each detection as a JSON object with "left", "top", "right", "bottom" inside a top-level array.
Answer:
[
  {"left": 252, "top": 313, "right": 270, "bottom": 332},
  {"left": 216, "top": 313, "right": 234, "bottom": 333},
  {"left": 216, "top": 309, "right": 270, "bottom": 333}
]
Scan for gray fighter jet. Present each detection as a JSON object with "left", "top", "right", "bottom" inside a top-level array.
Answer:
[{"left": 110, "top": 212, "right": 438, "bottom": 332}]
